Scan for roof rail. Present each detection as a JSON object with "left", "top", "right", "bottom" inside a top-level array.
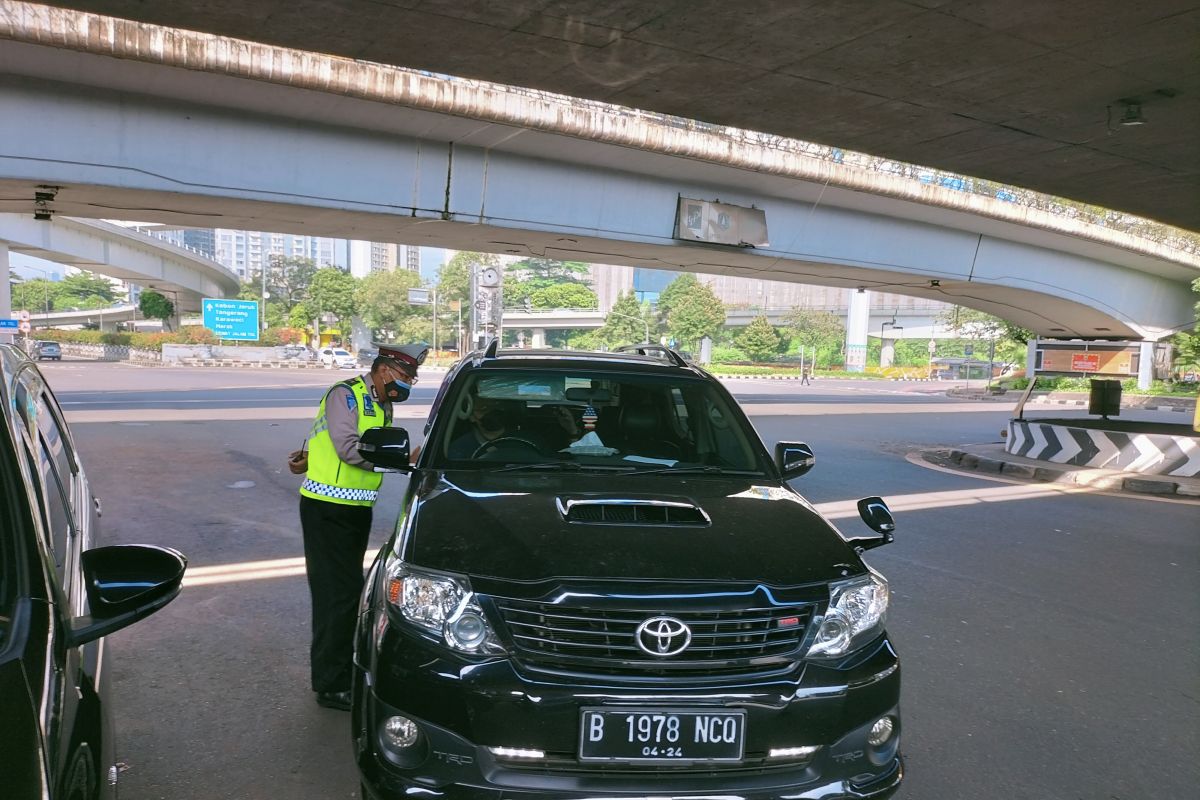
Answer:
[{"left": 613, "top": 344, "right": 688, "bottom": 368}]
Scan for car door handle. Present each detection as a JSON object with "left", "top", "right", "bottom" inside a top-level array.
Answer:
[{"left": 93, "top": 496, "right": 102, "bottom": 517}]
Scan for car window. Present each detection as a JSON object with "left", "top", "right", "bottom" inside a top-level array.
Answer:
[
  {"left": 12, "top": 375, "right": 78, "bottom": 584},
  {"left": 334, "top": 349, "right": 350, "bottom": 356},
  {"left": 429, "top": 368, "right": 765, "bottom": 473}
]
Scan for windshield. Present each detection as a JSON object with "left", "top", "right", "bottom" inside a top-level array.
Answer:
[{"left": 428, "top": 368, "right": 767, "bottom": 474}]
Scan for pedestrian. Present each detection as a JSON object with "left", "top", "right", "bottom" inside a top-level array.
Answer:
[
  {"left": 801, "top": 364, "right": 812, "bottom": 385},
  {"left": 298, "top": 342, "right": 427, "bottom": 711}
]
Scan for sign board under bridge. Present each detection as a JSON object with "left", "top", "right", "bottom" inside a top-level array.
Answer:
[{"left": 202, "top": 298, "right": 260, "bottom": 341}]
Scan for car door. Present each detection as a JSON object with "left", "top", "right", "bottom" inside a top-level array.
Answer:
[
  {"left": 0, "top": 397, "right": 55, "bottom": 800},
  {"left": 11, "top": 365, "right": 105, "bottom": 798}
]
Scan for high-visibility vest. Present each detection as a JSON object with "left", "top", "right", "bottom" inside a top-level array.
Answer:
[{"left": 299, "top": 377, "right": 386, "bottom": 507}]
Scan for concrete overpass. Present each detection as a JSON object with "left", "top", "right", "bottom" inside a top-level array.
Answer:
[
  {"left": 0, "top": 5, "right": 1195, "bottom": 346},
  {"left": 25, "top": 1, "right": 1199, "bottom": 231},
  {"left": 0, "top": 214, "right": 240, "bottom": 322}
]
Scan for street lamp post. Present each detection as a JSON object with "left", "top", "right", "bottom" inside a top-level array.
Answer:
[{"left": 608, "top": 311, "right": 649, "bottom": 344}]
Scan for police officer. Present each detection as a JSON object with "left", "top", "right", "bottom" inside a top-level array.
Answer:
[{"left": 299, "top": 342, "right": 427, "bottom": 711}]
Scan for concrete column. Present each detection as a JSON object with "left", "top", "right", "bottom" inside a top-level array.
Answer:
[
  {"left": 531, "top": 327, "right": 546, "bottom": 348},
  {"left": 0, "top": 243, "right": 11, "bottom": 344},
  {"left": 1138, "top": 340, "right": 1154, "bottom": 390},
  {"left": 844, "top": 289, "right": 870, "bottom": 372},
  {"left": 1026, "top": 338, "right": 1038, "bottom": 380}
]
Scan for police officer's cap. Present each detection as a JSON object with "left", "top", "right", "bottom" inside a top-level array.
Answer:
[{"left": 375, "top": 343, "right": 428, "bottom": 373}]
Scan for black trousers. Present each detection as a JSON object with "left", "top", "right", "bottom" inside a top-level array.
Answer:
[{"left": 299, "top": 495, "right": 372, "bottom": 693}]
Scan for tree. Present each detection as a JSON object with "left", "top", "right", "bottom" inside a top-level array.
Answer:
[
  {"left": 657, "top": 274, "right": 725, "bottom": 349},
  {"left": 598, "top": 290, "right": 652, "bottom": 346},
  {"left": 530, "top": 283, "right": 598, "bottom": 309},
  {"left": 307, "top": 267, "right": 358, "bottom": 328},
  {"left": 265, "top": 255, "right": 319, "bottom": 314},
  {"left": 10, "top": 278, "right": 59, "bottom": 313},
  {"left": 138, "top": 290, "right": 175, "bottom": 331},
  {"left": 437, "top": 251, "right": 498, "bottom": 306},
  {"left": 938, "top": 306, "right": 1030, "bottom": 365},
  {"left": 735, "top": 315, "right": 781, "bottom": 362},
  {"left": 784, "top": 308, "right": 844, "bottom": 367},
  {"left": 356, "top": 268, "right": 425, "bottom": 336},
  {"left": 508, "top": 258, "right": 590, "bottom": 292},
  {"left": 57, "top": 272, "right": 117, "bottom": 308}
]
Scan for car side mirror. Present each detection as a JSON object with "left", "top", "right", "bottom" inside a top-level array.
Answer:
[
  {"left": 68, "top": 545, "right": 187, "bottom": 648},
  {"left": 848, "top": 496, "right": 895, "bottom": 551},
  {"left": 358, "top": 426, "right": 412, "bottom": 471},
  {"left": 776, "top": 441, "right": 815, "bottom": 479}
]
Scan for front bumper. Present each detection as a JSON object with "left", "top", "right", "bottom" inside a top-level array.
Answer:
[{"left": 354, "top": 626, "right": 902, "bottom": 800}]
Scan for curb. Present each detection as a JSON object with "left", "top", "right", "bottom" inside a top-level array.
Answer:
[
  {"left": 1027, "top": 398, "right": 1185, "bottom": 412},
  {"left": 944, "top": 447, "right": 1199, "bottom": 499}
]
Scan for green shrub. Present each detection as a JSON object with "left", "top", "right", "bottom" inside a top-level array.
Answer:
[
  {"left": 100, "top": 332, "right": 132, "bottom": 346},
  {"left": 711, "top": 346, "right": 748, "bottom": 364}
]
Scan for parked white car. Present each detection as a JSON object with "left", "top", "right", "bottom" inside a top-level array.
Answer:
[{"left": 319, "top": 347, "right": 356, "bottom": 369}]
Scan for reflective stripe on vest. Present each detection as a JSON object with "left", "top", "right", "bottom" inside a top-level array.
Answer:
[
  {"left": 299, "top": 376, "right": 385, "bottom": 507},
  {"left": 301, "top": 479, "right": 379, "bottom": 504}
]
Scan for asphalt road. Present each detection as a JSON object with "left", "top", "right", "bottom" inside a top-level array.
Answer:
[{"left": 39, "top": 362, "right": 1200, "bottom": 800}]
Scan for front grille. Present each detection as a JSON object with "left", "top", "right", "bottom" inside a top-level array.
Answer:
[{"left": 491, "top": 598, "right": 812, "bottom": 678}]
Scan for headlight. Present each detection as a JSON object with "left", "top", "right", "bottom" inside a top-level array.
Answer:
[
  {"left": 807, "top": 571, "right": 889, "bottom": 659},
  {"left": 383, "top": 557, "right": 505, "bottom": 655}
]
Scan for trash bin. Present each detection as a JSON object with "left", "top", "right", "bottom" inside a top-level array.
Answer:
[{"left": 1088, "top": 379, "right": 1122, "bottom": 417}]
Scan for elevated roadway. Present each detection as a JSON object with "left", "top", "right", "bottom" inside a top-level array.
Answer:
[
  {"left": 0, "top": 6, "right": 1195, "bottom": 342},
  {"left": 24, "top": 0, "right": 1199, "bottom": 231},
  {"left": 0, "top": 214, "right": 240, "bottom": 317}
]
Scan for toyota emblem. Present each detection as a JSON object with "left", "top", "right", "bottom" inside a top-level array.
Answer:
[{"left": 635, "top": 616, "right": 692, "bottom": 657}]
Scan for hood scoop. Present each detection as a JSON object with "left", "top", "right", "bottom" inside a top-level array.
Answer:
[{"left": 558, "top": 498, "right": 710, "bottom": 526}]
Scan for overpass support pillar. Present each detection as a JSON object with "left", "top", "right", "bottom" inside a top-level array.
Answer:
[
  {"left": 845, "top": 290, "right": 870, "bottom": 372},
  {"left": 531, "top": 328, "right": 546, "bottom": 348},
  {"left": 1138, "top": 341, "right": 1154, "bottom": 390},
  {"left": 0, "top": 243, "right": 10, "bottom": 344}
]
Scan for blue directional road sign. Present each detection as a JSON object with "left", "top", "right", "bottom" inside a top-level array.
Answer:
[
  {"left": 0, "top": 319, "right": 18, "bottom": 330},
  {"left": 202, "top": 298, "right": 260, "bottom": 341}
]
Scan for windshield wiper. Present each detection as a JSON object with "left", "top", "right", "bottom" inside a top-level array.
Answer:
[
  {"left": 632, "top": 465, "right": 764, "bottom": 476},
  {"left": 490, "top": 461, "right": 640, "bottom": 473}
]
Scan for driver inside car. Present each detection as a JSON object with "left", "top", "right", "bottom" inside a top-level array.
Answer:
[{"left": 448, "top": 394, "right": 511, "bottom": 459}]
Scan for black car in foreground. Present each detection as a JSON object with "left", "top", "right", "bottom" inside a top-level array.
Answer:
[
  {"left": 0, "top": 343, "right": 187, "bottom": 799},
  {"left": 353, "top": 345, "right": 901, "bottom": 799}
]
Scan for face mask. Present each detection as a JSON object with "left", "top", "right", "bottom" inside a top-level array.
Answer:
[
  {"left": 479, "top": 409, "right": 505, "bottom": 433},
  {"left": 384, "top": 379, "right": 411, "bottom": 403}
]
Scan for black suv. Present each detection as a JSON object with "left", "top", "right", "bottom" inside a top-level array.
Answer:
[
  {"left": 0, "top": 343, "right": 186, "bottom": 799},
  {"left": 353, "top": 346, "right": 901, "bottom": 800}
]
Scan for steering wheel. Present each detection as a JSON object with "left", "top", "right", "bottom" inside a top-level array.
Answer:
[{"left": 471, "top": 435, "right": 546, "bottom": 459}]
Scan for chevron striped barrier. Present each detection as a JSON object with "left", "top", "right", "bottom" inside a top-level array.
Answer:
[{"left": 1006, "top": 420, "right": 1200, "bottom": 477}]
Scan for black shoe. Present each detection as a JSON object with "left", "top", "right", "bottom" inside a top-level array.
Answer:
[{"left": 316, "top": 690, "right": 352, "bottom": 711}]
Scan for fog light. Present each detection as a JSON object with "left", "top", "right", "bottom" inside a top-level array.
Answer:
[
  {"left": 448, "top": 611, "right": 487, "bottom": 649},
  {"left": 867, "top": 716, "right": 895, "bottom": 747},
  {"left": 768, "top": 745, "right": 820, "bottom": 759},
  {"left": 382, "top": 715, "right": 420, "bottom": 750},
  {"left": 489, "top": 746, "right": 546, "bottom": 759}
]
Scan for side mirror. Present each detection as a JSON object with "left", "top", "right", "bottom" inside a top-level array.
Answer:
[
  {"left": 68, "top": 545, "right": 187, "bottom": 648},
  {"left": 776, "top": 441, "right": 815, "bottom": 480},
  {"left": 358, "top": 427, "right": 412, "bottom": 471},
  {"left": 848, "top": 496, "right": 895, "bottom": 551}
]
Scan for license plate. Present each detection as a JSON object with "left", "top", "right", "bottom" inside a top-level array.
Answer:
[{"left": 579, "top": 707, "right": 746, "bottom": 762}]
